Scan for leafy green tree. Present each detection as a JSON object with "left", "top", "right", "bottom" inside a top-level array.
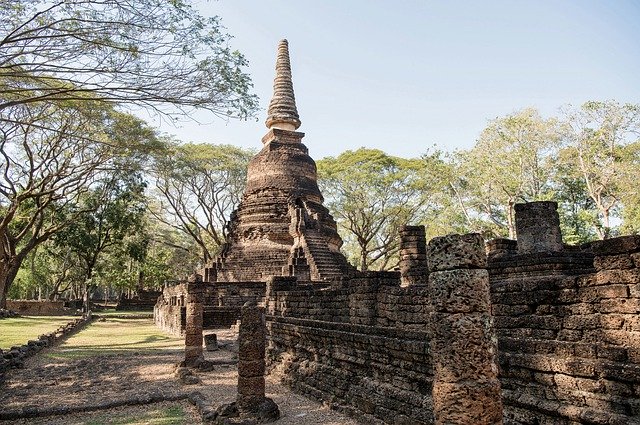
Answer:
[
  {"left": 0, "top": 101, "right": 154, "bottom": 307},
  {"left": 561, "top": 101, "right": 640, "bottom": 239},
  {"left": 152, "top": 142, "right": 253, "bottom": 263},
  {"left": 452, "top": 108, "right": 562, "bottom": 238},
  {"left": 53, "top": 166, "right": 147, "bottom": 308},
  {"left": 318, "top": 148, "right": 446, "bottom": 271}
]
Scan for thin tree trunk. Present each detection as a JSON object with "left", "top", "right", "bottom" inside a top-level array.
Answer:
[{"left": 360, "top": 248, "right": 368, "bottom": 272}]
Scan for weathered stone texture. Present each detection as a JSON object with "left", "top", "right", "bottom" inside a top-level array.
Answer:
[
  {"left": 184, "top": 278, "right": 204, "bottom": 366},
  {"left": 236, "top": 304, "right": 279, "bottom": 422},
  {"left": 428, "top": 233, "right": 502, "bottom": 425},
  {"left": 427, "top": 233, "right": 487, "bottom": 271},
  {"left": 429, "top": 269, "right": 491, "bottom": 314},
  {"left": 490, "top": 230, "right": 640, "bottom": 424},
  {"left": 399, "top": 225, "right": 428, "bottom": 286},
  {"left": 514, "top": 201, "right": 564, "bottom": 254},
  {"left": 205, "top": 40, "right": 353, "bottom": 284},
  {"left": 266, "top": 274, "right": 433, "bottom": 424}
]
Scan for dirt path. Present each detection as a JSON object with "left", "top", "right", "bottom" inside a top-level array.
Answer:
[{"left": 0, "top": 317, "right": 358, "bottom": 425}]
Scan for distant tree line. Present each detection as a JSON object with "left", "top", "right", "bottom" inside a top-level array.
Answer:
[{"left": 318, "top": 101, "right": 640, "bottom": 271}]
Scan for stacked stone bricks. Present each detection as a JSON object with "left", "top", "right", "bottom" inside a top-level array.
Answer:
[
  {"left": 515, "top": 201, "right": 563, "bottom": 253},
  {"left": 399, "top": 225, "right": 428, "bottom": 286},
  {"left": 237, "top": 303, "right": 279, "bottom": 422},
  {"left": 184, "top": 276, "right": 204, "bottom": 366},
  {"left": 427, "top": 233, "right": 503, "bottom": 424}
]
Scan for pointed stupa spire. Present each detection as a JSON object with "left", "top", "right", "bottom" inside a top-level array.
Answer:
[{"left": 265, "top": 39, "right": 301, "bottom": 131}]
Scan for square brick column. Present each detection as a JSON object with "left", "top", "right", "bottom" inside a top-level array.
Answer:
[
  {"left": 427, "top": 233, "right": 503, "bottom": 424},
  {"left": 399, "top": 225, "right": 428, "bottom": 286},
  {"left": 184, "top": 275, "right": 204, "bottom": 366},
  {"left": 236, "top": 302, "right": 279, "bottom": 422},
  {"left": 514, "top": 201, "right": 563, "bottom": 254}
]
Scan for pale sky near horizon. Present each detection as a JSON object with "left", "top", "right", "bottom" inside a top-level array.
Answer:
[{"left": 149, "top": 0, "right": 640, "bottom": 159}]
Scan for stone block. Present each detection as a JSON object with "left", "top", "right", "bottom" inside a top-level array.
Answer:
[
  {"left": 427, "top": 233, "right": 487, "bottom": 272},
  {"left": 514, "top": 201, "right": 563, "bottom": 254},
  {"left": 238, "top": 359, "right": 266, "bottom": 377},
  {"left": 429, "top": 312, "right": 499, "bottom": 382},
  {"left": 591, "top": 235, "right": 640, "bottom": 256},
  {"left": 594, "top": 254, "right": 634, "bottom": 271},
  {"left": 238, "top": 376, "right": 266, "bottom": 396},
  {"left": 432, "top": 380, "right": 503, "bottom": 425},
  {"left": 429, "top": 269, "right": 490, "bottom": 313}
]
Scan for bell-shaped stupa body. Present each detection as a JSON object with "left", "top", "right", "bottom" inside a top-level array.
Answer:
[{"left": 207, "top": 40, "right": 353, "bottom": 283}]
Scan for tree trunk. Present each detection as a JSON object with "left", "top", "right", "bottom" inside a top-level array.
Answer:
[
  {"left": 0, "top": 259, "right": 22, "bottom": 309},
  {"left": 360, "top": 248, "right": 369, "bottom": 272},
  {"left": 507, "top": 201, "right": 516, "bottom": 239}
]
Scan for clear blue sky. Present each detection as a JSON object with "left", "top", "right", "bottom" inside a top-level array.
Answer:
[{"left": 154, "top": 0, "right": 640, "bottom": 159}]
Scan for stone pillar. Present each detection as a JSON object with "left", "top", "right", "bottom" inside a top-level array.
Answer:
[
  {"left": 399, "top": 225, "right": 428, "bottom": 286},
  {"left": 514, "top": 201, "right": 563, "bottom": 254},
  {"left": 237, "top": 303, "right": 279, "bottom": 422},
  {"left": 184, "top": 274, "right": 204, "bottom": 366},
  {"left": 427, "top": 233, "right": 503, "bottom": 425}
]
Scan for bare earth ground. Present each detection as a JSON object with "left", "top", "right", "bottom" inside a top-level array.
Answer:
[{"left": 0, "top": 318, "right": 358, "bottom": 425}]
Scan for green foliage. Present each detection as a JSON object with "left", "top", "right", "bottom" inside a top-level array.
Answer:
[
  {"left": 561, "top": 100, "right": 640, "bottom": 239},
  {"left": 152, "top": 142, "right": 254, "bottom": 262},
  {"left": 451, "top": 108, "right": 562, "bottom": 238},
  {"left": 0, "top": 316, "right": 78, "bottom": 349},
  {"left": 48, "top": 318, "right": 183, "bottom": 359},
  {"left": 84, "top": 405, "right": 188, "bottom": 425},
  {"left": 318, "top": 148, "right": 449, "bottom": 270}
]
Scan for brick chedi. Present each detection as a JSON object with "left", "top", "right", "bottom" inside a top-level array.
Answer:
[{"left": 208, "top": 40, "right": 353, "bottom": 283}]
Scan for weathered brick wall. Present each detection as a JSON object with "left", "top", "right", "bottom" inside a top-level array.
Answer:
[
  {"left": 155, "top": 282, "right": 267, "bottom": 334},
  {"left": 490, "top": 235, "right": 640, "bottom": 425},
  {"left": 154, "top": 283, "right": 186, "bottom": 335},
  {"left": 6, "top": 300, "right": 70, "bottom": 316},
  {"left": 266, "top": 273, "right": 434, "bottom": 424},
  {"left": 203, "top": 282, "right": 266, "bottom": 307}
]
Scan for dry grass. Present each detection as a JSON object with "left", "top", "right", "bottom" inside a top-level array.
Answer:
[{"left": 47, "top": 318, "right": 183, "bottom": 359}]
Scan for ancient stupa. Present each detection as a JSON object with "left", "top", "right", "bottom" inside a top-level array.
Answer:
[{"left": 205, "top": 40, "right": 354, "bottom": 282}]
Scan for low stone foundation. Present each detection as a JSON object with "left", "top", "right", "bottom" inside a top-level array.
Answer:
[{"left": 6, "top": 300, "right": 71, "bottom": 316}]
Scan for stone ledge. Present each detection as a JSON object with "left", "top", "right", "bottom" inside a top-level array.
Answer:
[{"left": 0, "top": 390, "right": 191, "bottom": 420}]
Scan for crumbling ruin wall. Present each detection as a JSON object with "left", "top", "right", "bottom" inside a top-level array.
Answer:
[
  {"left": 6, "top": 300, "right": 70, "bottom": 316},
  {"left": 155, "top": 282, "right": 268, "bottom": 335},
  {"left": 154, "top": 283, "right": 186, "bottom": 335},
  {"left": 266, "top": 274, "right": 434, "bottom": 424},
  {"left": 490, "top": 237, "right": 640, "bottom": 424}
]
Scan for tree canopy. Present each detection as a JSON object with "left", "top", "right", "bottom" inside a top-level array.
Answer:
[{"left": 0, "top": 0, "right": 258, "bottom": 119}]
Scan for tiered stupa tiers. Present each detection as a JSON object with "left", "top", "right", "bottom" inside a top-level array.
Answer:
[
  {"left": 206, "top": 40, "right": 353, "bottom": 283},
  {"left": 265, "top": 39, "right": 301, "bottom": 132}
]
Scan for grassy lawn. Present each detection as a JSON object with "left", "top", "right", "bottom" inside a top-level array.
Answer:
[
  {"left": 0, "top": 316, "right": 78, "bottom": 350},
  {"left": 84, "top": 405, "right": 189, "bottom": 425},
  {"left": 48, "top": 317, "right": 183, "bottom": 359}
]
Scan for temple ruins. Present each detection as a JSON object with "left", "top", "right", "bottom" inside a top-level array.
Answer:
[{"left": 154, "top": 40, "right": 640, "bottom": 424}]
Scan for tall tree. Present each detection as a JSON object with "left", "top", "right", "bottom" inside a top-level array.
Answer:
[
  {"left": 152, "top": 142, "right": 253, "bottom": 263},
  {"left": 0, "top": 101, "right": 155, "bottom": 307},
  {"left": 0, "top": 0, "right": 258, "bottom": 119},
  {"left": 561, "top": 101, "right": 640, "bottom": 239},
  {"left": 318, "top": 148, "right": 445, "bottom": 271},
  {"left": 54, "top": 166, "right": 148, "bottom": 304},
  {"left": 452, "top": 108, "right": 562, "bottom": 238}
]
